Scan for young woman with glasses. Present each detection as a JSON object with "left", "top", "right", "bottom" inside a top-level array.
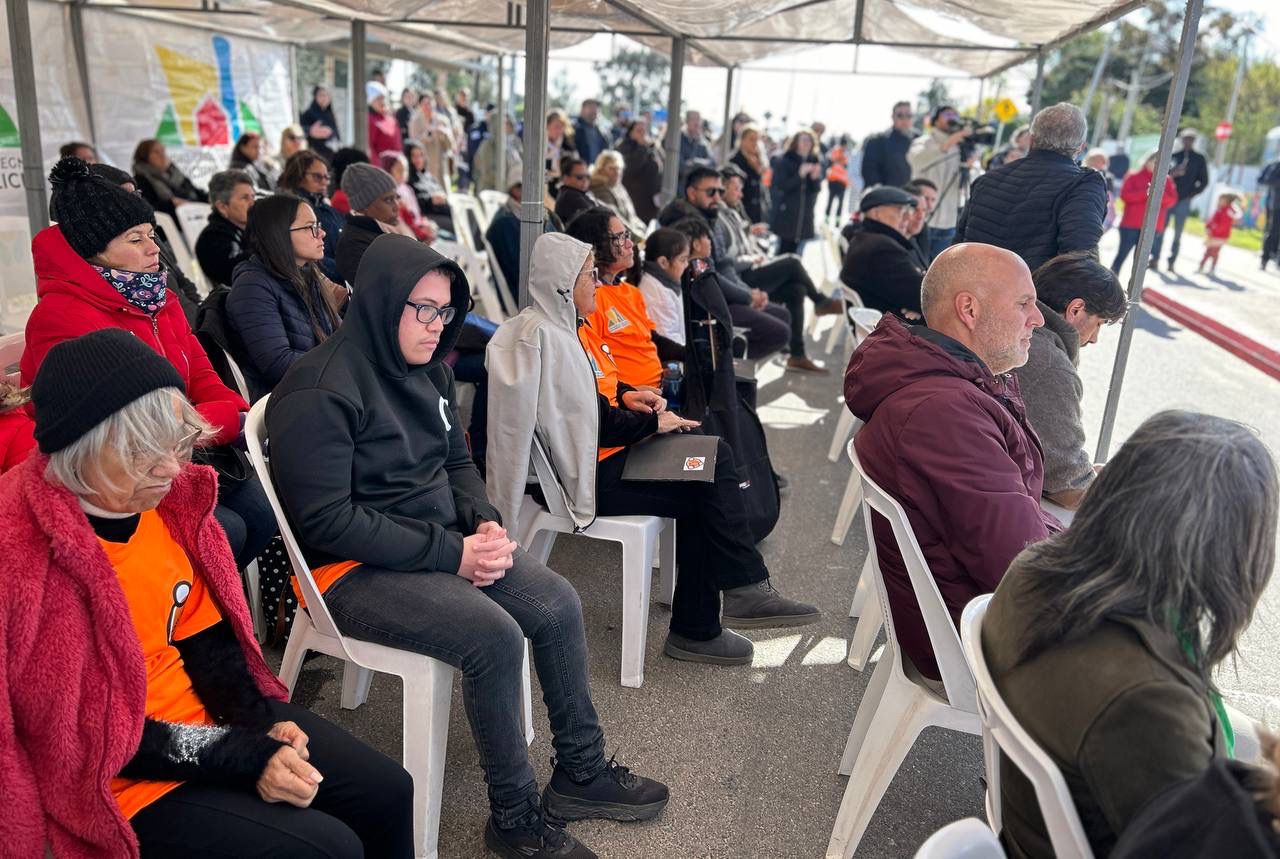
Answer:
[
  {"left": 226, "top": 193, "right": 345, "bottom": 401},
  {"left": 277, "top": 150, "right": 345, "bottom": 280}
]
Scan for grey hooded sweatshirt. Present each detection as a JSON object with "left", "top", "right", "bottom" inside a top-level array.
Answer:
[
  {"left": 486, "top": 234, "right": 602, "bottom": 531},
  {"left": 266, "top": 233, "right": 499, "bottom": 574}
]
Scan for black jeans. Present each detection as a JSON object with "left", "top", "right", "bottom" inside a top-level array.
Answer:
[
  {"left": 826, "top": 181, "right": 847, "bottom": 218},
  {"left": 214, "top": 474, "right": 278, "bottom": 568},
  {"left": 595, "top": 438, "right": 767, "bottom": 641},
  {"left": 743, "top": 255, "right": 823, "bottom": 357},
  {"left": 323, "top": 550, "right": 606, "bottom": 827},
  {"left": 727, "top": 302, "right": 791, "bottom": 358},
  {"left": 1265, "top": 197, "right": 1280, "bottom": 265},
  {"left": 131, "top": 701, "right": 414, "bottom": 858}
]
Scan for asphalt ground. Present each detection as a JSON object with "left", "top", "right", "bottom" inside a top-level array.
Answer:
[{"left": 264, "top": 232, "right": 1278, "bottom": 858}]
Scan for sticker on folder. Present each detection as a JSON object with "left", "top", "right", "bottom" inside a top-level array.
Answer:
[{"left": 622, "top": 434, "right": 719, "bottom": 482}]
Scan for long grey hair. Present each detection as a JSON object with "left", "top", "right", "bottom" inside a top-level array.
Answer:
[{"left": 1016, "top": 410, "right": 1277, "bottom": 684}]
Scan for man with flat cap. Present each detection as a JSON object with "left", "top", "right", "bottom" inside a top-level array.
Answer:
[
  {"left": 1159, "top": 128, "right": 1209, "bottom": 272},
  {"left": 839, "top": 185, "right": 927, "bottom": 319}
]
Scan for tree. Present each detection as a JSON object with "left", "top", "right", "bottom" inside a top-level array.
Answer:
[
  {"left": 919, "top": 79, "right": 953, "bottom": 113},
  {"left": 593, "top": 48, "right": 670, "bottom": 119},
  {"left": 548, "top": 68, "right": 578, "bottom": 113}
]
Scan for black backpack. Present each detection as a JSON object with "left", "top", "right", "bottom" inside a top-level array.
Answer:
[{"left": 680, "top": 259, "right": 781, "bottom": 542}]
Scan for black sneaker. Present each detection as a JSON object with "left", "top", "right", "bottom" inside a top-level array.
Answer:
[
  {"left": 484, "top": 814, "right": 597, "bottom": 858},
  {"left": 542, "top": 755, "right": 670, "bottom": 822}
]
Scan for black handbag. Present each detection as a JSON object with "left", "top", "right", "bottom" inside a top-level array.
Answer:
[{"left": 193, "top": 443, "right": 252, "bottom": 490}]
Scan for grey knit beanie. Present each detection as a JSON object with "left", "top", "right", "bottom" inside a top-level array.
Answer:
[{"left": 341, "top": 162, "right": 397, "bottom": 212}]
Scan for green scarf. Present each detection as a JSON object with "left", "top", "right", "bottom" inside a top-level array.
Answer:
[{"left": 1178, "top": 630, "right": 1235, "bottom": 758}]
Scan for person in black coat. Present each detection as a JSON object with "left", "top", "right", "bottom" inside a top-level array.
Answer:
[
  {"left": 618, "top": 121, "right": 663, "bottom": 225},
  {"left": 226, "top": 194, "right": 342, "bottom": 401},
  {"left": 840, "top": 186, "right": 926, "bottom": 319},
  {"left": 300, "top": 86, "right": 342, "bottom": 161},
  {"left": 1160, "top": 128, "right": 1211, "bottom": 271},
  {"left": 729, "top": 126, "right": 770, "bottom": 225},
  {"left": 956, "top": 103, "right": 1106, "bottom": 273},
  {"left": 860, "top": 101, "right": 916, "bottom": 189},
  {"left": 196, "top": 169, "right": 256, "bottom": 289},
  {"left": 554, "top": 155, "right": 596, "bottom": 228},
  {"left": 768, "top": 130, "right": 824, "bottom": 254}
]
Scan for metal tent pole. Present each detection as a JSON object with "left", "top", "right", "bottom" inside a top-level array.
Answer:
[
  {"left": 1206, "top": 36, "right": 1247, "bottom": 216},
  {"left": 661, "top": 36, "right": 686, "bottom": 203},
  {"left": 1095, "top": 0, "right": 1204, "bottom": 460},
  {"left": 1090, "top": 88, "right": 1112, "bottom": 147},
  {"left": 1030, "top": 49, "right": 1045, "bottom": 115},
  {"left": 68, "top": 1, "right": 98, "bottom": 145},
  {"left": 518, "top": 0, "right": 550, "bottom": 307},
  {"left": 1081, "top": 27, "right": 1115, "bottom": 121},
  {"left": 495, "top": 53, "right": 507, "bottom": 192},
  {"left": 975, "top": 77, "right": 986, "bottom": 121},
  {"left": 6, "top": 0, "right": 48, "bottom": 235},
  {"left": 720, "top": 65, "right": 736, "bottom": 163},
  {"left": 351, "top": 20, "right": 368, "bottom": 152}
]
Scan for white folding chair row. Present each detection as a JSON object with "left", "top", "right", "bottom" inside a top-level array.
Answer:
[
  {"left": 245, "top": 398, "right": 534, "bottom": 859},
  {"left": 826, "top": 447, "right": 981, "bottom": 859},
  {"left": 914, "top": 818, "right": 1005, "bottom": 858},
  {"left": 517, "top": 435, "right": 676, "bottom": 689},
  {"left": 478, "top": 189, "right": 508, "bottom": 224},
  {"left": 960, "top": 596, "right": 1095, "bottom": 858}
]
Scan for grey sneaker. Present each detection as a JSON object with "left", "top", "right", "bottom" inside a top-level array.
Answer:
[
  {"left": 663, "top": 629, "right": 753, "bottom": 665},
  {"left": 721, "top": 579, "right": 821, "bottom": 629}
]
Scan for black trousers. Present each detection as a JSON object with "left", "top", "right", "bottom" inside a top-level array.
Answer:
[
  {"left": 131, "top": 701, "right": 414, "bottom": 859},
  {"left": 743, "top": 255, "right": 823, "bottom": 356},
  {"left": 595, "top": 438, "right": 766, "bottom": 641},
  {"left": 1265, "top": 196, "right": 1280, "bottom": 265},
  {"left": 826, "top": 181, "right": 847, "bottom": 218},
  {"left": 727, "top": 302, "right": 791, "bottom": 358}
]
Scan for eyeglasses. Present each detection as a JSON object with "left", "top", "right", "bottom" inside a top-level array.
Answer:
[
  {"left": 590, "top": 267, "right": 601, "bottom": 282},
  {"left": 304, "top": 170, "right": 331, "bottom": 183},
  {"left": 133, "top": 423, "right": 203, "bottom": 475},
  {"left": 570, "top": 172, "right": 589, "bottom": 181},
  {"left": 698, "top": 186, "right": 724, "bottom": 197},
  {"left": 405, "top": 301, "right": 457, "bottom": 325},
  {"left": 606, "top": 230, "right": 632, "bottom": 247},
  {"left": 289, "top": 222, "right": 323, "bottom": 238},
  {"left": 893, "top": 112, "right": 913, "bottom": 119}
]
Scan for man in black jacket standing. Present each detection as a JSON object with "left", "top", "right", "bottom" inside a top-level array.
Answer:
[
  {"left": 860, "top": 101, "right": 916, "bottom": 188},
  {"left": 1159, "top": 129, "right": 1209, "bottom": 272},
  {"left": 955, "top": 102, "right": 1106, "bottom": 272},
  {"left": 840, "top": 185, "right": 925, "bottom": 318}
]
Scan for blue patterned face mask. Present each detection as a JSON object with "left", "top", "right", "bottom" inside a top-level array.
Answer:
[{"left": 92, "top": 265, "right": 168, "bottom": 314}]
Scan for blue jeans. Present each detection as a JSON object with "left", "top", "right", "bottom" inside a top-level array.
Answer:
[
  {"left": 323, "top": 549, "right": 606, "bottom": 826},
  {"left": 928, "top": 226, "right": 956, "bottom": 260},
  {"left": 1158, "top": 197, "right": 1192, "bottom": 263},
  {"left": 1111, "top": 227, "right": 1142, "bottom": 275}
]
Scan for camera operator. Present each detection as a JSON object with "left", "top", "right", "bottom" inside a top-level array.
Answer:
[
  {"left": 956, "top": 103, "right": 1106, "bottom": 273},
  {"left": 908, "top": 105, "right": 973, "bottom": 259}
]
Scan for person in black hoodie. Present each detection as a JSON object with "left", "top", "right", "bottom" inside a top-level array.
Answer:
[
  {"left": 840, "top": 186, "right": 926, "bottom": 319},
  {"left": 265, "top": 235, "right": 668, "bottom": 859}
]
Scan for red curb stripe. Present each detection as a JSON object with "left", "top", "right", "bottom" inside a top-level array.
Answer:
[{"left": 1142, "top": 288, "right": 1280, "bottom": 382}]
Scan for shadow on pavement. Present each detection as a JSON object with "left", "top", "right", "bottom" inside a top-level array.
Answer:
[{"left": 1134, "top": 306, "right": 1184, "bottom": 340}]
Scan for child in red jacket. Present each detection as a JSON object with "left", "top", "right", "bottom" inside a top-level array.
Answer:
[{"left": 1199, "top": 192, "right": 1241, "bottom": 274}]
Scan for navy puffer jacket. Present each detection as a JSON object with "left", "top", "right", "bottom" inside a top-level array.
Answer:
[
  {"left": 956, "top": 149, "right": 1107, "bottom": 272},
  {"left": 226, "top": 256, "right": 338, "bottom": 402}
]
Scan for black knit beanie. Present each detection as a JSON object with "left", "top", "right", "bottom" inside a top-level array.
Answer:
[
  {"left": 32, "top": 328, "right": 186, "bottom": 454},
  {"left": 48, "top": 156, "right": 155, "bottom": 260}
]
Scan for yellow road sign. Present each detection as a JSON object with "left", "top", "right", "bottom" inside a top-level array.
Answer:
[{"left": 993, "top": 98, "right": 1018, "bottom": 124}]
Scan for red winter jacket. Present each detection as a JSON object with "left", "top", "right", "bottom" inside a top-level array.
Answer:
[
  {"left": 0, "top": 456, "right": 287, "bottom": 857},
  {"left": 844, "top": 316, "right": 1058, "bottom": 680},
  {"left": 0, "top": 409, "right": 35, "bottom": 472},
  {"left": 21, "top": 225, "right": 247, "bottom": 445},
  {"left": 367, "top": 109, "right": 402, "bottom": 161},
  {"left": 1119, "top": 167, "right": 1178, "bottom": 232}
]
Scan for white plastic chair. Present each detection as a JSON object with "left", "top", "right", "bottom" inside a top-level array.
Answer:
[
  {"left": 915, "top": 818, "right": 1005, "bottom": 858},
  {"left": 517, "top": 436, "right": 676, "bottom": 689},
  {"left": 174, "top": 201, "right": 213, "bottom": 247},
  {"left": 245, "top": 399, "right": 534, "bottom": 859},
  {"left": 480, "top": 231, "right": 516, "bottom": 319},
  {"left": 478, "top": 190, "right": 508, "bottom": 223},
  {"left": 826, "top": 447, "right": 981, "bottom": 859},
  {"left": 0, "top": 331, "right": 24, "bottom": 382},
  {"left": 960, "top": 596, "right": 1094, "bottom": 859},
  {"left": 826, "top": 305, "right": 882, "bottom": 465},
  {"left": 221, "top": 347, "right": 252, "bottom": 402}
]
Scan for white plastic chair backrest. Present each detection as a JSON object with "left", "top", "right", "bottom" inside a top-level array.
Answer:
[
  {"left": 448, "top": 193, "right": 489, "bottom": 255},
  {"left": 0, "top": 331, "right": 24, "bottom": 384},
  {"left": 849, "top": 307, "right": 882, "bottom": 346},
  {"left": 222, "top": 348, "right": 252, "bottom": 402},
  {"left": 244, "top": 398, "right": 355, "bottom": 653},
  {"left": 914, "top": 818, "right": 1005, "bottom": 859},
  {"left": 478, "top": 190, "right": 508, "bottom": 222},
  {"left": 960, "top": 596, "right": 1094, "bottom": 858},
  {"left": 154, "top": 211, "right": 197, "bottom": 281},
  {"left": 175, "top": 202, "right": 213, "bottom": 247},
  {"left": 850, "top": 441, "right": 976, "bottom": 710}
]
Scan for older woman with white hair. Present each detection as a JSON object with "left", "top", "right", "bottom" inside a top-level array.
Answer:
[
  {"left": 0, "top": 328, "right": 413, "bottom": 858},
  {"left": 588, "top": 150, "right": 646, "bottom": 240}
]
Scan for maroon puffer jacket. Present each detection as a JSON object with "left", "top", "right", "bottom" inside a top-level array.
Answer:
[{"left": 845, "top": 315, "right": 1058, "bottom": 680}]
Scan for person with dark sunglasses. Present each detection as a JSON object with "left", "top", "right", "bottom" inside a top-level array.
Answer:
[{"left": 860, "top": 100, "right": 918, "bottom": 189}]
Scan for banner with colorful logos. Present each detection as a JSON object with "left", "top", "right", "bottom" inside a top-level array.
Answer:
[{"left": 82, "top": 9, "right": 295, "bottom": 190}]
